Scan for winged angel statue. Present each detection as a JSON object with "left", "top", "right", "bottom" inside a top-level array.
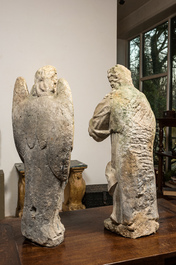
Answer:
[{"left": 12, "top": 65, "right": 74, "bottom": 247}]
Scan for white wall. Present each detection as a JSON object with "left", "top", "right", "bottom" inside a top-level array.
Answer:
[
  {"left": 0, "top": 0, "right": 117, "bottom": 216},
  {"left": 117, "top": 39, "right": 127, "bottom": 66}
]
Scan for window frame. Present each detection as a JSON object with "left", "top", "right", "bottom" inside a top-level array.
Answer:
[
  {"left": 128, "top": 15, "right": 176, "bottom": 167},
  {"left": 128, "top": 15, "right": 176, "bottom": 112}
]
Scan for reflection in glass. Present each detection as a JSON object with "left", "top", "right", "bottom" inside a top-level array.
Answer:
[
  {"left": 129, "top": 36, "right": 140, "bottom": 89},
  {"left": 143, "top": 77, "right": 167, "bottom": 118},
  {"left": 143, "top": 22, "right": 168, "bottom": 76}
]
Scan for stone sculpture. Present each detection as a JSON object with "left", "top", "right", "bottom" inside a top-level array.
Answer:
[
  {"left": 12, "top": 65, "right": 74, "bottom": 247},
  {"left": 88, "top": 64, "right": 159, "bottom": 239}
]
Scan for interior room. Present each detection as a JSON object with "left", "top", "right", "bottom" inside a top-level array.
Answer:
[
  {"left": 0, "top": 0, "right": 176, "bottom": 264},
  {"left": 0, "top": 0, "right": 116, "bottom": 217}
]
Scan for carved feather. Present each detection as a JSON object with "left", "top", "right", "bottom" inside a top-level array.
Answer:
[
  {"left": 12, "top": 77, "right": 29, "bottom": 161},
  {"left": 46, "top": 79, "right": 74, "bottom": 181}
]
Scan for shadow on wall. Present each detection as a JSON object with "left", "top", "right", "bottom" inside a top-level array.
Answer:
[{"left": 5, "top": 165, "right": 18, "bottom": 217}]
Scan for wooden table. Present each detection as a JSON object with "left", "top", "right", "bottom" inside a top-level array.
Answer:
[
  {"left": 1, "top": 199, "right": 176, "bottom": 265},
  {"left": 0, "top": 170, "right": 4, "bottom": 219}
]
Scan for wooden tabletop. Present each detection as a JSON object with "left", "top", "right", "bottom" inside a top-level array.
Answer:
[
  {"left": 1, "top": 198, "right": 176, "bottom": 265},
  {"left": 15, "top": 160, "right": 88, "bottom": 173}
]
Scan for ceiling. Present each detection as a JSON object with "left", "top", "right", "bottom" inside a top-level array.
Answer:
[
  {"left": 117, "top": 0, "right": 151, "bottom": 22},
  {"left": 117, "top": 0, "right": 176, "bottom": 39}
]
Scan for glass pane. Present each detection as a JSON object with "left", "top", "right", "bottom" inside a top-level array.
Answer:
[
  {"left": 171, "top": 16, "right": 176, "bottom": 111},
  {"left": 129, "top": 36, "right": 140, "bottom": 89},
  {"left": 143, "top": 77, "right": 167, "bottom": 118},
  {"left": 143, "top": 22, "right": 168, "bottom": 76},
  {"left": 170, "top": 16, "right": 176, "bottom": 165}
]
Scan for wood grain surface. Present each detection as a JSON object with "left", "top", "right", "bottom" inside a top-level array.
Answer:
[{"left": 1, "top": 199, "right": 176, "bottom": 265}]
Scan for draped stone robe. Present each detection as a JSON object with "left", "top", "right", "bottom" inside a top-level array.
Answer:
[{"left": 89, "top": 84, "right": 159, "bottom": 238}]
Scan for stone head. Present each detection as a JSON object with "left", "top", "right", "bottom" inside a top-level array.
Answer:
[
  {"left": 31, "top": 65, "right": 58, "bottom": 96},
  {"left": 107, "top": 64, "right": 133, "bottom": 89}
]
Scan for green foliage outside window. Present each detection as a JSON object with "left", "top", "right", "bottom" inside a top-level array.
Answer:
[
  {"left": 143, "top": 22, "right": 168, "bottom": 77},
  {"left": 143, "top": 77, "right": 167, "bottom": 118},
  {"left": 129, "top": 36, "right": 140, "bottom": 89},
  {"left": 129, "top": 17, "right": 176, "bottom": 167},
  {"left": 171, "top": 17, "right": 176, "bottom": 111}
]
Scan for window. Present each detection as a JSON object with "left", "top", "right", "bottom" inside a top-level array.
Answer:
[
  {"left": 129, "top": 36, "right": 140, "bottom": 89},
  {"left": 171, "top": 16, "right": 176, "bottom": 111},
  {"left": 129, "top": 16, "right": 176, "bottom": 167},
  {"left": 143, "top": 22, "right": 168, "bottom": 77},
  {"left": 129, "top": 20, "right": 172, "bottom": 118},
  {"left": 142, "top": 77, "right": 167, "bottom": 118}
]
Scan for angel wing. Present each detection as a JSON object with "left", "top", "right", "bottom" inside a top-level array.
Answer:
[
  {"left": 46, "top": 78, "right": 74, "bottom": 182},
  {"left": 12, "top": 77, "right": 29, "bottom": 108},
  {"left": 13, "top": 75, "right": 74, "bottom": 183},
  {"left": 12, "top": 77, "right": 29, "bottom": 161},
  {"left": 56, "top": 78, "right": 74, "bottom": 150},
  {"left": 12, "top": 77, "right": 38, "bottom": 161},
  {"left": 57, "top": 78, "right": 72, "bottom": 100}
]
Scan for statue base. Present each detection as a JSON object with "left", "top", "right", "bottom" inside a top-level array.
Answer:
[
  {"left": 104, "top": 217, "right": 159, "bottom": 239},
  {"left": 21, "top": 219, "right": 65, "bottom": 247}
]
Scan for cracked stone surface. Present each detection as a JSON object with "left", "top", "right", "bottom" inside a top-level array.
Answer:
[
  {"left": 89, "top": 64, "right": 159, "bottom": 239},
  {"left": 12, "top": 65, "right": 74, "bottom": 246}
]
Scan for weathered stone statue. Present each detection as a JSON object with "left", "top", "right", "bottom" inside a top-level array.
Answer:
[
  {"left": 12, "top": 65, "right": 74, "bottom": 247},
  {"left": 89, "top": 64, "right": 159, "bottom": 239}
]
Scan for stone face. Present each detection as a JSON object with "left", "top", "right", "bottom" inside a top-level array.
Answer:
[
  {"left": 88, "top": 64, "right": 159, "bottom": 239},
  {"left": 12, "top": 65, "right": 74, "bottom": 247}
]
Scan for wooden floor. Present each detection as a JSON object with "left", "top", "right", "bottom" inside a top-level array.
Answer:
[{"left": 1, "top": 198, "right": 176, "bottom": 265}]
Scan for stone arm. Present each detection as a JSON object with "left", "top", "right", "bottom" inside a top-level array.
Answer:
[{"left": 88, "top": 95, "right": 111, "bottom": 142}]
